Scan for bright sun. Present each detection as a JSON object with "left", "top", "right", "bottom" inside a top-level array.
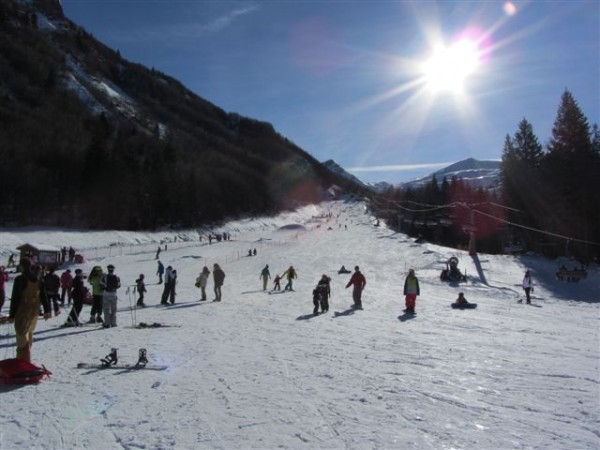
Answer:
[{"left": 421, "top": 39, "right": 480, "bottom": 94}]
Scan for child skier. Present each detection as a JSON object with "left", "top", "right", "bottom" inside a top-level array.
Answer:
[
  {"left": 135, "top": 274, "right": 146, "bottom": 307},
  {"left": 312, "top": 274, "right": 331, "bottom": 315}
]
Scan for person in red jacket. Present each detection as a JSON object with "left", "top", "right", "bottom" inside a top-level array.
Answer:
[
  {"left": 59, "top": 269, "right": 73, "bottom": 306},
  {"left": 345, "top": 266, "right": 366, "bottom": 309}
]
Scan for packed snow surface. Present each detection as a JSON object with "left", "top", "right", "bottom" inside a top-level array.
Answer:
[{"left": 0, "top": 200, "right": 598, "bottom": 449}]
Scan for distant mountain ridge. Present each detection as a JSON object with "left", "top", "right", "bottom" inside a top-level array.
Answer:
[
  {"left": 323, "top": 158, "right": 501, "bottom": 192},
  {"left": 400, "top": 158, "right": 501, "bottom": 190}
]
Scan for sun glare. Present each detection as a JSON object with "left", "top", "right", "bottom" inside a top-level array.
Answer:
[{"left": 422, "top": 38, "right": 481, "bottom": 95}]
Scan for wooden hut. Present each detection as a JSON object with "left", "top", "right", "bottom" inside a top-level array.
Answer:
[{"left": 16, "top": 243, "right": 62, "bottom": 269}]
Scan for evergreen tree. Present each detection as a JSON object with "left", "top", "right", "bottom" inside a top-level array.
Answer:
[{"left": 543, "top": 90, "right": 599, "bottom": 260}]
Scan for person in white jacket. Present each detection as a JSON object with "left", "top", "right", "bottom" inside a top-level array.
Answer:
[{"left": 522, "top": 270, "right": 533, "bottom": 304}]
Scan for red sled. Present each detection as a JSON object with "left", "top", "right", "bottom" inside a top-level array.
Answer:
[{"left": 0, "top": 358, "right": 52, "bottom": 385}]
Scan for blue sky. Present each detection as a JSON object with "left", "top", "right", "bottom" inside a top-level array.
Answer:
[{"left": 60, "top": 1, "right": 599, "bottom": 184}]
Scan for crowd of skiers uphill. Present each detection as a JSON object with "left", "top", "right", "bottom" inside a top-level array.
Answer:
[{"left": 0, "top": 252, "right": 536, "bottom": 364}]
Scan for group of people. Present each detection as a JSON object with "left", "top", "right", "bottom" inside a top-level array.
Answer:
[
  {"left": 258, "top": 265, "right": 297, "bottom": 292},
  {"left": 195, "top": 264, "right": 226, "bottom": 301}
]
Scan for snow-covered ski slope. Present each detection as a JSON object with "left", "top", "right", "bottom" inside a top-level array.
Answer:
[{"left": 0, "top": 200, "right": 598, "bottom": 449}]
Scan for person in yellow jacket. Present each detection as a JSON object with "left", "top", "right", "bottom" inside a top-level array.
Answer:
[{"left": 9, "top": 258, "right": 52, "bottom": 362}]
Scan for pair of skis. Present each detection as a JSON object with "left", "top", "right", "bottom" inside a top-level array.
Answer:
[{"left": 76, "top": 348, "right": 167, "bottom": 371}]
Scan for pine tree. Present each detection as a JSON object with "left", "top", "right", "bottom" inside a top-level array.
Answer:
[{"left": 543, "top": 90, "right": 599, "bottom": 260}]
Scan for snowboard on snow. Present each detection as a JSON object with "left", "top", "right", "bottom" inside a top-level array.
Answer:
[
  {"left": 76, "top": 362, "right": 168, "bottom": 371},
  {"left": 76, "top": 348, "right": 167, "bottom": 371},
  {"left": 450, "top": 303, "right": 477, "bottom": 309}
]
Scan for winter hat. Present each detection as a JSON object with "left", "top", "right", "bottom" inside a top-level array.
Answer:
[
  {"left": 75, "top": 269, "right": 82, "bottom": 274},
  {"left": 107, "top": 264, "right": 115, "bottom": 270}
]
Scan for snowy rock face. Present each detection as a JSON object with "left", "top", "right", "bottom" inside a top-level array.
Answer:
[{"left": 27, "top": 0, "right": 64, "bottom": 20}]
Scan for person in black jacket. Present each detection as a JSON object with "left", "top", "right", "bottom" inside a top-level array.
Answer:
[
  {"left": 9, "top": 258, "right": 52, "bottom": 361},
  {"left": 65, "top": 269, "right": 85, "bottom": 326}
]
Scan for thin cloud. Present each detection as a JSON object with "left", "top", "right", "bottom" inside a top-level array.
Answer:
[
  {"left": 111, "top": 4, "right": 260, "bottom": 43},
  {"left": 347, "top": 162, "right": 453, "bottom": 173}
]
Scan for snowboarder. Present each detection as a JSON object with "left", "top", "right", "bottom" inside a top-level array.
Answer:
[
  {"left": 403, "top": 269, "right": 420, "bottom": 314},
  {"left": 100, "top": 264, "right": 121, "bottom": 328},
  {"left": 9, "top": 259, "right": 52, "bottom": 362},
  {"left": 196, "top": 266, "right": 210, "bottom": 301},
  {"left": 260, "top": 265, "right": 271, "bottom": 291},
  {"left": 213, "top": 263, "right": 225, "bottom": 301},
  {"left": 282, "top": 266, "right": 297, "bottom": 291},
  {"left": 88, "top": 266, "right": 104, "bottom": 324},
  {"left": 272, "top": 274, "right": 282, "bottom": 291},
  {"left": 454, "top": 292, "right": 469, "bottom": 306},
  {"left": 522, "top": 270, "right": 533, "bottom": 304},
  {"left": 345, "top": 266, "right": 366, "bottom": 309},
  {"left": 156, "top": 260, "right": 164, "bottom": 284},
  {"left": 64, "top": 269, "right": 85, "bottom": 326},
  {"left": 313, "top": 274, "right": 331, "bottom": 314},
  {"left": 135, "top": 274, "right": 146, "bottom": 307}
]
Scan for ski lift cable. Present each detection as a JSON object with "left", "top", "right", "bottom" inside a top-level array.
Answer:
[{"left": 471, "top": 208, "right": 600, "bottom": 246}]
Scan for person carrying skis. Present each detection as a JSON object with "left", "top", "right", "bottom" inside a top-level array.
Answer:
[
  {"left": 313, "top": 274, "right": 331, "bottom": 314},
  {"left": 282, "top": 266, "right": 297, "bottom": 291},
  {"left": 345, "top": 266, "right": 366, "bottom": 309},
  {"left": 135, "top": 274, "right": 146, "bottom": 307},
  {"left": 403, "top": 269, "right": 420, "bottom": 314},
  {"left": 260, "top": 265, "right": 271, "bottom": 291},
  {"left": 88, "top": 266, "right": 104, "bottom": 324},
  {"left": 100, "top": 264, "right": 121, "bottom": 328},
  {"left": 522, "top": 270, "right": 533, "bottom": 304},
  {"left": 196, "top": 266, "right": 210, "bottom": 301},
  {"left": 213, "top": 264, "right": 225, "bottom": 301},
  {"left": 9, "top": 258, "right": 52, "bottom": 362}
]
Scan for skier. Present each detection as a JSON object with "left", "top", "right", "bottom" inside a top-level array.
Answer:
[
  {"left": 196, "top": 266, "right": 210, "bottom": 301},
  {"left": 9, "top": 259, "right": 52, "bottom": 362},
  {"left": 313, "top": 274, "right": 331, "bottom": 314},
  {"left": 87, "top": 266, "right": 104, "bottom": 324},
  {"left": 156, "top": 260, "right": 164, "bottom": 284},
  {"left": 64, "top": 269, "right": 85, "bottom": 326},
  {"left": 522, "top": 270, "right": 533, "bottom": 304},
  {"left": 282, "top": 266, "right": 297, "bottom": 291},
  {"left": 345, "top": 266, "right": 366, "bottom": 309},
  {"left": 135, "top": 274, "right": 146, "bottom": 307},
  {"left": 260, "top": 265, "right": 271, "bottom": 291},
  {"left": 403, "top": 269, "right": 420, "bottom": 314},
  {"left": 100, "top": 264, "right": 121, "bottom": 328},
  {"left": 213, "top": 263, "right": 225, "bottom": 301},
  {"left": 155, "top": 246, "right": 161, "bottom": 260}
]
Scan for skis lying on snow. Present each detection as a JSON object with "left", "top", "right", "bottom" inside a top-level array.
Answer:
[
  {"left": 126, "top": 322, "right": 181, "bottom": 329},
  {"left": 76, "top": 348, "right": 168, "bottom": 371}
]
